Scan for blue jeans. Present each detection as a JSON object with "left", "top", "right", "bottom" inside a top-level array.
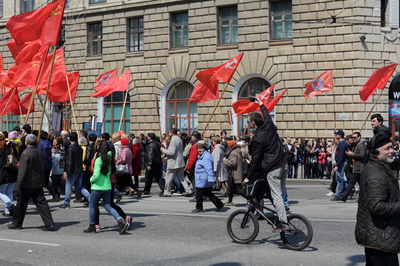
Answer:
[
  {"left": 335, "top": 163, "right": 348, "bottom": 198},
  {"left": 0, "top": 182, "right": 16, "bottom": 213},
  {"left": 89, "top": 190, "right": 121, "bottom": 225},
  {"left": 64, "top": 173, "right": 90, "bottom": 205}
]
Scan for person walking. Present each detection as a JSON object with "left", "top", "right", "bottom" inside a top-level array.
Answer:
[
  {"left": 131, "top": 137, "right": 142, "bottom": 188},
  {"left": 8, "top": 134, "right": 54, "bottom": 231},
  {"left": 223, "top": 142, "right": 244, "bottom": 206},
  {"left": 211, "top": 137, "right": 228, "bottom": 195},
  {"left": 191, "top": 142, "right": 223, "bottom": 213},
  {"left": 331, "top": 130, "right": 348, "bottom": 201},
  {"left": 161, "top": 128, "right": 193, "bottom": 197},
  {"left": 143, "top": 133, "right": 164, "bottom": 195},
  {"left": 355, "top": 131, "right": 400, "bottom": 265}
]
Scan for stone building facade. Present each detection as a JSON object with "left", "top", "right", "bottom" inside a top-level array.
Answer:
[{"left": 0, "top": 0, "right": 399, "bottom": 138}]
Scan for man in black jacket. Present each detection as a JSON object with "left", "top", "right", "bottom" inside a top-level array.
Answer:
[
  {"left": 143, "top": 133, "right": 164, "bottom": 195},
  {"left": 8, "top": 134, "right": 54, "bottom": 231},
  {"left": 355, "top": 131, "right": 400, "bottom": 265},
  {"left": 60, "top": 132, "right": 90, "bottom": 209},
  {"left": 244, "top": 97, "right": 288, "bottom": 229}
]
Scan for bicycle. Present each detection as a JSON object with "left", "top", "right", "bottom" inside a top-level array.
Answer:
[{"left": 226, "top": 180, "right": 313, "bottom": 251}]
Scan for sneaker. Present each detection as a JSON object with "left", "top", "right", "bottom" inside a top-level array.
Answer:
[
  {"left": 224, "top": 202, "right": 233, "bottom": 206},
  {"left": 95, "top": 225, "right": 101, "bottom": 232},
  {"left": 59, "top": 204, "right": 70, "bottom": 209},
  {"left": 326, "top": 191, "right": 335, "bottom": 197},
  {"left": 117, "top": 218, "right": 129, "bottom": 235},
  {"left": 191, "top": 208, "right": 204, "bottom": 213},
  {"left": 41, "top": 225, "right": 55, "bottom": 231},
  {"left": 125, "top": 216, "right": 133, "bottom": 230},
  {"left": 84, "top": 224, "right": 96, "bottom": 233},
  {"left": 7, "top": 223, "right": 22, "bottom": 230}
]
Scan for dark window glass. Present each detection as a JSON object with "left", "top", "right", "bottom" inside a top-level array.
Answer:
[
  {"left": 88, "top": 22, "right": 102, "bottom": 55},
  {"left": 170, "top": 12, "right": 188, "bottom": 48},
  {"left": 20, "top": 0, "right": 34, "bottom": 13},
  {"left": 128, "top": 17, "right": 144, "bottom": 52},
  {"left": 104, "top": 91, "right": 130, "bottom": 133},
  {"left": 218, "top": 6, "right": 238, "bottom": 44},
  {"left": 270, "top": 1, "right": 292, "bottom": 40}
]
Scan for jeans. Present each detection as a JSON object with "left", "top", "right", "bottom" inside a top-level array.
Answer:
[
  {"left": 89, "top": 190, "right": 122, "bottom": 225},
  {"left": 279, "top": 165, "right": 288, "bottom": 203},
  {"left": 267, "top": 167, "right": 288, "bottom": 223},
  {"left": 335, "top": 162, "right": 348, "bottom": 198},
  {"left": 64, "top": 173, "right": 90, "bottom": 205},
  {"left": 0, "top": 182, "right": 16, "bottom": 213}
]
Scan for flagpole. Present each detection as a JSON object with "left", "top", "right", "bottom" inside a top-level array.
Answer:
[
  {"left": 202, "top": 82, "right": 230, "bottom": 137},
  {"left": 361, "top": 88, "right": 385, "bottom": 131},
  {"left": 155, "top": 94, "right": 162, "bottom": 137},
  {"left": 24, "top": 47, "right": 50, "bottom": 125},
  {"left": 118, "top": 89, "right": 129, "bottom": 132},
  {"left": 65, "top": 74, "right": 79, "bottom": 132},
  {"left": 0, "top": 88, "right": 17, "bottom": 117},
  {"left": 38, "top": 47, "right": 57, "bottom": 137}
]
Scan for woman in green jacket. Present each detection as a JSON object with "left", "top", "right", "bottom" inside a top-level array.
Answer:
[{"left": 84, "top": 141, "right": 128, "bottom": 234}]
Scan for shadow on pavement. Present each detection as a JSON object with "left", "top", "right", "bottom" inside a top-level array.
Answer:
[
  {"left": 210, "top": 263, "right": 242, "bottom": 266},
  {"left": 346, "top": 254, "right": 365, "bottom": 266}
]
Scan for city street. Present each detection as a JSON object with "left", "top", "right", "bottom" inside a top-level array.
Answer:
[{"left": 0, "top": 184, "right": 365, "bottom": 266}]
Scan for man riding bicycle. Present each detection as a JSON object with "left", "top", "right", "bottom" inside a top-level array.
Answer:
[{"left": 243, "top": 96, "right": 289, "bottom": 231}]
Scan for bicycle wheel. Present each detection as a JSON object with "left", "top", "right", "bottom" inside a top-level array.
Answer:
[
  {"left": 227, "top": 209, "right": 259, "bottom": 244},
  {"left": 280, "top": 213, "right": 313, "bottom": 251}
]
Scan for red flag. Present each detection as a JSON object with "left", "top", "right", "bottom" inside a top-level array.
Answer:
[
  {"left": 38, "top": 48, "right": 67, "bottom": 89},
  {"left": 7, "top": 39, "right": 44, "bottom": 64},
  {"left": 232, "top": 84, "right": 275, "bottom": 116},
  {"left": 0, "top": 88, "right": 19, "bottom": 116},
  {"left": 191, "top": 53, "right": 244, "bottom": 102},
  {"left": 91, "top": 70, "right": 131, "bottom": 98},
  {"left": 1, "top": 65, "right": 18, "bottom": 87},
  {"left": 304, "top": 71, "right": 334, "bottom": 98},
  {"left": 46, "top": 72, "right": 80, "bottom": 102},
  {"left": 11, "top": 56, "right": 45, "bottom": 88},
  {"left": 0, "top": 54, "right": 3, "bottom": 73},
  {"left": 190, "top": 81, "right": 219, "bottom": 103},
  {"left": 6, "top": 0, "right": 66, "bottom": 46},
  {"left": 359, "top": 64, "right": 398, "bottom": 103},
  {"left": 11, "top": 92, "right": 34, "bottom": 115},
  {"left": 94, "top": 69, "right": 118, "bottom": 90},
  {"left": 265, "top": 88, "right": 289, "bottom": 113}
]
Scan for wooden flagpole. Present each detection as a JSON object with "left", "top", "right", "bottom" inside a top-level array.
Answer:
[
  {"left": 0, "top": 88, "right": 17, "bottom": 117},
  {"left": 38, "top": 47, "right": 58, "bottom": 137},
  {"left": 155, "top": 94, "right": 162, "bottom": 137},
  {"left": 118, "top": 89, "right": 129, "bottom": 132},
  {"left": 201, "top": 82, "right": 230, "bottom": 137},
  {"left": 24, "top": 47, "right": 50, "bottom": 125},
  {"left": 361, "top": 88, "right": 385, "bottom": 131},
  {"left": 65, "top": 74, "right": 79, "bottom": 132}
]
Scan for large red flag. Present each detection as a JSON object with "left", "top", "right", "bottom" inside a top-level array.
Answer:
[
  {"left": 38, "top": 48, "right": 67, "bottom": 89},
  {"left": 191, "top": 53, "right": 244, "bottom": 102},
  {"left": 6, "top": 0, "right": 66, "bottom": 46},
  {"left": 7, "top": 39, "right": 44, "bottom": 64},
  {"left": 10, "top": 56, "right": 45, "bottom": 88},
  {"left": 11, "top": 92, "right": 34, "bottom": 115},
  {"left": 304, "top": 71, "right": 334, "bottom": 98},
  {"left": 359, "top": 64, "right": 398, "bottom": 103},
  {"left": 91, "top": 70, "right": 131, "bottom": 98},
  {"left": 265, "top": 88, "right": 289, "bottom": 113},
  {"left": 1, "top": 65, "right": 18, "bottom": 87},
  {"left": 0, "top": 88, "right": 19, "bottom": 116},
  {"left": 46, "top": 72, "right": 80, "bottom": 102},
  {"left": 94, "top": 69, "right": 118, "bottom": 89},
  {"left": 232, "top": 84, "right": 275, "bottom": 115}
]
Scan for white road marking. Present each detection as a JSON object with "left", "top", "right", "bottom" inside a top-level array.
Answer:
[{"left": 0, "top": 238, "right": 60, "bottom": 247}]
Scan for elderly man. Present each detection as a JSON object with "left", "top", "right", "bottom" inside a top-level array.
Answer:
[
  {"left": 355, "top": 131, "right": 400, "bottom": 265},
  {"left": 8, "top": 134, "right": 55, "bottom": 231},
  {"left": 161, "top": 128, "right": 193, "bottom": 197}
]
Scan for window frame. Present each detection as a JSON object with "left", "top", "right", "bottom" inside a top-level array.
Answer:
[
  {"left": 217, "top": 5, "right": 238, "bottom": 45},
  {"left": 89, "top": 0, "right": 106, "bottom": 4},
  {"left": 0, "top": 0, "right": 3, "bottom": 18},
  {"left": 20, "top": 0, "right": 35, "bottom": 13},
  {"left": 166, "top": 81, "right": 197, "bottom": 135},
  {"left": 127, "top": 17, "right": 144, "bottom": 52},
  {"left": 170, "top": 11, "right": 189, "bottom": 49},
  {"left": 269, "top": 0, "right": 293, "bottom": 41},
  {"left": 103, "top": 91, "right": 130, "bottom": 133},
  {"left": 87, "top": 22, "right": 103, "bottom": 56}
]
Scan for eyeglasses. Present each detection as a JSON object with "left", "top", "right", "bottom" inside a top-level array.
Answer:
[{"left": 352, "top": 137, "right": 357, "bottom": 139}]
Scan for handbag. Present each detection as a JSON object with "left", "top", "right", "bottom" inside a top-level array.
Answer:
[{"left": 116, "top": 164, "right": 129, "bottom": 174}]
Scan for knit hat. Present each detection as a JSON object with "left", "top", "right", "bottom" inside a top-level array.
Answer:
[{"left": 368, "top": 131, "right": 391, "bottom": 151}]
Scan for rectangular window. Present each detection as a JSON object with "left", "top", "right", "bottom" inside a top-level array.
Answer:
[
  {"left": 104, "top": 92, "right": 130, "bottom": 133},
  {"left": 2, "top": 115, "right": 20, "bottom": 131},
  {"left": 270, "top": 1, "right": 292, "bottom": 40},
  {"left": 0, "top": 0, "right": 3, "bottom": 18},
  {"left": 170, "top": 12, "right": 188, "bottom": 48},
  {"left": 218, "top": 6, "right": 238, "bottom": 45},
  {"left": 20, "top": 0, "right": 34, "bottom": 13},
  {"left": 87, "top": 22, "right": 102, "bottom": 56},
  {"left": 128, "top": 17, "right": 144, "bottom": 52},
  {"left": 89, "top": 0, "right": 106, "bottom": 3}
]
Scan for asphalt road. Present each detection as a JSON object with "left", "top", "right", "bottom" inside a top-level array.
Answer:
[{"left": 0, "top": 184, "right": 371, "bottom": 266}]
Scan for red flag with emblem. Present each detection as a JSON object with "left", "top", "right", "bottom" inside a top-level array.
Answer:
[
  {"left": 10, "top": 49, "right": 47, "bottom": 88},
  {"left": 304, "top": 71, "right": 334, "bottom": 98},
  {"left": 232, "top": 84, "right": 275, "bottom": 115},
  {"left": 91, "top": 70, "right": 131, "bottom": 98},
  {"left": 190, "top": 53, "right": 244, "bottom": 102},
  {"left": 6, "top": 0, "right": 66, "bottom": 46},
  {"left": 359, "top": 64, "right": 398, "bottom": 103},
  {"left": 93, "top": 69, "right": 118, "bottom": 90}
]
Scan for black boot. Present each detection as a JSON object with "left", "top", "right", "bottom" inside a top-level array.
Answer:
[
  {"left": 117, "top": 218, "right": 129, "bottom": 235},
  {"left": 84, "top": 224, "right": 96, "bottom": 233}
]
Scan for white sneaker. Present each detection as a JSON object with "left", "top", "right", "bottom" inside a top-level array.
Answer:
[{"left": 326, "top": 191, "right": 335, "bottom": 197}]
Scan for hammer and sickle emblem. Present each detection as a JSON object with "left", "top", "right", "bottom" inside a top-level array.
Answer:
[
  {"left": 100, "top": 74, "right": 111, "bottom": 84},
  {"left": 51, "top": 4, "right": 62, "bottom": 16},
  {"left": 225, "top": 58, "right": 238, "bottom": 70},
  {"left": 32, "top": 61, "right": 40, "bottom": 68},
  {"left": 118, "top": 74, "right": 126, "bottom": 80}
]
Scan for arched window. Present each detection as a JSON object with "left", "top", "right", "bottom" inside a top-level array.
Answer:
[
  {"left": 104, "top": 91, "right": 130, "bottom": 133},
  {"left": 237, "top": 78, "right": 274, "bottom": 137},
  {"left": 166, "top": 81, "right": 197, "bottom": 134}
]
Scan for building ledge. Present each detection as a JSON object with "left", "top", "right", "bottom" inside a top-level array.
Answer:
[
  {"left": 169, "top": 47, "right": 189, "bottom": 54},
  {"left": 86, "top": 55, "right": 103, "bottom": 60},
  {"left": 269, "top": 40, "right": 293, "bottom": 46},
  {"left": 126, "top": 51, "right": 144, "bottom": 57},
  {"left": 216, "top": 44, "right": 238, "bottom": 50}
]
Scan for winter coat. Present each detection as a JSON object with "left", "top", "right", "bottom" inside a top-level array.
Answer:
[
  {"left": 131, "top": 143, "right": 142, "bottom": 176},
  {"left": 247, "top": 104, "right": 285, "bottom": 180},
  {"left": 90, "top": 151, "right": 112, "bottom": 191},
  {"left": 352, "top": 141, "right": 367, "bottom": 174},
  {"left": 0, "top": 145, "right": 18, "bottom": 185},
  {"left": 186, "top": 140, "right": 199, "bottom": 171},
  {"left": 355, "top": 157, "right": 400, "bottom": 253},
  {"left": 65, "top": 143, "right": 83, "bottom": 175},
  {"left": 145, "top": 140, "right": 162, "bottom": 167},
  {"left": 223, "top": 145, "right": 244, "bottom": 184},
  {"left": 161, "top": 135, "right": 185, "bottom": 170},
  {"left": 116, "top": 145, "right": 133, "bottom": 175},
  {"left": 212, "top": 144, "right": 228, "bottom": 182},
  {"left": 16, "top": 145, "right": 46, "bottom": 191},
  {"left": 194, "top": 151, "right": 215, "bottom": 188}
]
